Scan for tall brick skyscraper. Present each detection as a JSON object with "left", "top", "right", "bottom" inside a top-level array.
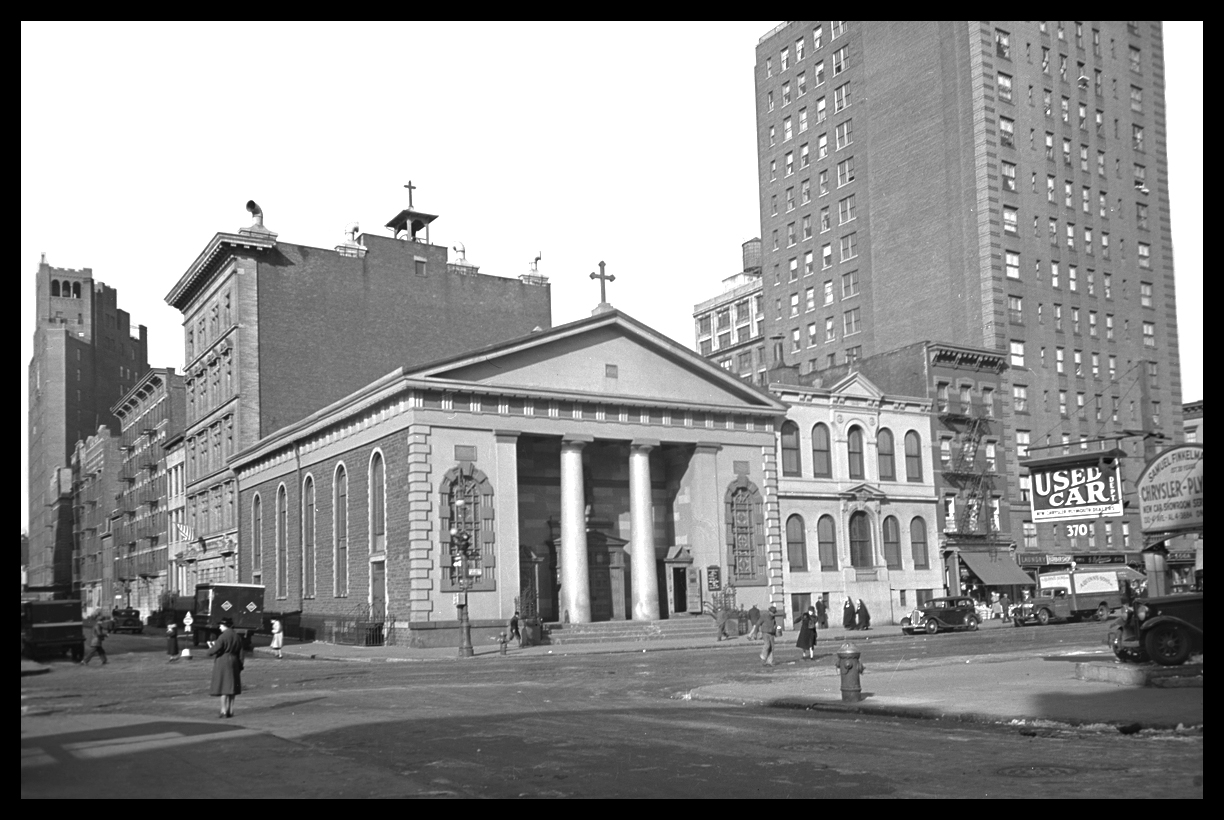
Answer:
[
  {"left": 27, "top": 257, "right": 149, "bottom": 588},
  {"left": 755, "top": 22, "right": 1181, "bottom": 559}
]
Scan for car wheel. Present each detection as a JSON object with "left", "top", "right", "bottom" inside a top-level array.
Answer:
[
  {"left": 964, "top": 615, "right": 979, "bottom": 632},
  {"left": 1096, "top": 603, "right": 1110, "bottom": 622},
  {"left": 925, "top": 619, "right": 939, "bottom": 635},
  {"left": 1144, "top": 624, "right": 1192, "bottom": 666},
  {"left": 1037, "top": 608, "right": 1052, "bottom": 626}
]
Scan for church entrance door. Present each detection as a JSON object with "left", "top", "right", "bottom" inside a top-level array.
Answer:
[
  {"left": 672, "top": 567, "right": 688, "bottom": 613},
  {"left": 371, "top": 561, "right": 385, "bottom": 621}
]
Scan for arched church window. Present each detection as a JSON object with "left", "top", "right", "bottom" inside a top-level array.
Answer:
[
  {"left": 51, "top": 280, "right": 60, "bottom": 297},
  {"left": 849, "top": 510, "right": 872, "bottom": 568},
  {"left": 725, "top": 477, "right": 766, "bottom": 584},
  {"left": 440, "top": 464, "right": 496, "bottom": 592},
  {"left": 780, "top": 421, "right": 802, "bottom": 476}
]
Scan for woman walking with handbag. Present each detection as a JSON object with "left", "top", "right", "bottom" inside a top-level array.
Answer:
[{"left": 207, "top": 618, "right": 244, "bottom": 718}]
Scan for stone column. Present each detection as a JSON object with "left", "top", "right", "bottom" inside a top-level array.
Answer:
[
  {"left": 560, "top": 436, "right": 592, "bottom": 624},
  {"left": 629, "top": 441, "right": 661, "bottom": 621}
]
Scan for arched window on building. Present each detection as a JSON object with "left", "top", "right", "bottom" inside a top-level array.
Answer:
[
  {"left": 883, "top": 515, "right": 902, "bottom": 569},
  {"left": 847, "top": 426, "right": 865, "bottom": 480},
  {"left": 877, "top": 428, "right": 896, "bottom": 481},
  {"left": 370, "top": 452, "right": 385, "bottom": 552},
  {"left": 72, "top": 281, "right": 81, "bottom": 298},
  {"left": 302, "top": 475, "right": 315, "bottom": 598},
  {"left": 276, "top": 485, "right": 287, "bottom": 598},
  {"left": 781, "top": 421, "right": 802, "bottom": 477},
  {"left": 251, "top": 494, "right": 262, "bottom": 584},
  {"left": 849, "top": 510, "right": 872, "bottom": 568},
  {"left": 725, "top": 476, "right": 767, "bottom": 584},
  {"left": 817, "top": 514, "right": 838, "bottom": 570},
  {"left": 905, "top": 431, "right": 924, "bottom": 481},
  {"left": 786, "top": 514, "right": 807, "bottom": 571},
  {"left": 51, "top": 280, "right": 61, "bottom": 297},
  {"left": 811, "top": 423, "right": 832, "bottom": 477},
  {"left": 334, "top": 465, "right": 348, "bottom": 597},
  {"left": 910, "top": 517, "right": 929, "bottom": 569},
  {"left": 440, "top": 464, "right": 496, "bottom": 592}
]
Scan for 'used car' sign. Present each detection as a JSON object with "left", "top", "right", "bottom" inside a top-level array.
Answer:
[{"left": 1029, "top": 458, "right": 1123, "bottom": 522}]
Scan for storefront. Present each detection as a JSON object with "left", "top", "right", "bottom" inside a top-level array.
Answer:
[{"left": 951, "top": 548, "right": 1034, "bottom": 619}]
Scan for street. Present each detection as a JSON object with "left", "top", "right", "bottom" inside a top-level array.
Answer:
[{"left": 22, "top": 624, "right": 1203, "bottom": 799}]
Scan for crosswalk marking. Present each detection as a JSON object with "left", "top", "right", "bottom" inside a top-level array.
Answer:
[{"left": 21, "top": 728, "right": 262, "bottom": 768}]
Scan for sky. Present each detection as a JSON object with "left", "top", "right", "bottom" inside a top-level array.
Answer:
[{"left": 20, "top": 21, "right": 1202, "bottom": 533}]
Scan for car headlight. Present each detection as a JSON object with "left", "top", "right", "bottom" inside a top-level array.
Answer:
[{"left": 1136, "top": 604, "right": 1148, "bottom": 622}]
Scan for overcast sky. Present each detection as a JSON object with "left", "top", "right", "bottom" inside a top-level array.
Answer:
[{"left": 20, "top": 21, "right": 1202, "bottom": 533}]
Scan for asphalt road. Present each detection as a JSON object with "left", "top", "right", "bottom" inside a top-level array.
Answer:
[{"left": 22, "top": 624, "right": 1203, "bottom": 799}]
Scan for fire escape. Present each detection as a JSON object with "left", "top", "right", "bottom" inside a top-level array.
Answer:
[{"left": 940, "top": 397, "right": 996, "bottom": 542}]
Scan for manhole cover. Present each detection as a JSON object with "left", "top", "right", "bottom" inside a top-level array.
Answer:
[{"left": 997, "top": 765, "right": 1078, "bottom": 778}]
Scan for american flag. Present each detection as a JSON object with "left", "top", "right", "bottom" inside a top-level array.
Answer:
[{"left": 176, "top": 524, "right": 194, "bottom": 542}]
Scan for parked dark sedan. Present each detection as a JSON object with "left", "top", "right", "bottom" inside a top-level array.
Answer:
[
  {"left": 1108, "top": 590, "right": 1203, "bottom": 665},
  {"left": 900, "top": 596, "right": 980, "bottom": 635},
  {"left": 106, "top": 608, "right": 144, "bottom": 634}
]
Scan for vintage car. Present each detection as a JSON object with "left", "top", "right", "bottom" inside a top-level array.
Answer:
[
  {"left": 1108, "top": 589, "right": 1203, "bottom": 666},
  {"left": 106, "top": 607, "right": 144, "bottom": 634},
  {"left": 900, "top": 596, "right": 980, "bottom": 635}
]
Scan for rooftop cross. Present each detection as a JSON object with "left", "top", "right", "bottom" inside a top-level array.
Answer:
[
  {"left": 404, "top": 180, "right": 416, "bottom": 209},
  {"left": 589, "top": 260, "right": 615, "bottom": 304}
]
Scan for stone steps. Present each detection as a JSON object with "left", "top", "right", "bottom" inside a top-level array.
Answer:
[{"left": 543, "top": 616, "right": 719, "bottom": 645}]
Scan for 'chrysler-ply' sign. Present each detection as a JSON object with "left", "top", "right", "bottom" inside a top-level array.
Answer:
[{"left": 1029, "top": 460, "right": 1123, "bottom": 522}]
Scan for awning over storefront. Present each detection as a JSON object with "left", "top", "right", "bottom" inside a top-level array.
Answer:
[{"left": 958, "top": 551, "right": 1036, "bottom": 586}]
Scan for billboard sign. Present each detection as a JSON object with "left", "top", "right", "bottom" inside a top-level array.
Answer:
[
  {"left": 1137, "top": 444, "right": 1204, "bottom": 534},
  {"left": 1028, "top": 457, "right": 1123, "bottom": 522}
]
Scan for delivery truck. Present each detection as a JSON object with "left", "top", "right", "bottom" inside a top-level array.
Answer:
[
  {"left": 22, "top": 599, "right": 86, "bottom": 661},
  {"left": 1013, "top": 568, "right": 1130, "bottom": 625},
  {"left": 189, "top": 583, "right": 265, "bottom": 648}
]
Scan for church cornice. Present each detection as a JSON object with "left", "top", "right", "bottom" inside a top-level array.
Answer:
[{"left": 165, "top": 231, "right": 276, "bottom": 311}]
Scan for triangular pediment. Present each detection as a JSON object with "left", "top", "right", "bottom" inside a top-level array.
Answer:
[
  {"left": 840, "top": 482, "right": 888, "bottom": 500},
  {"left": 405, "top": 311, "right": 786, "bottom": 411},
  {"left": 828, "top": 371, "right": 884, "bottom": 400}
]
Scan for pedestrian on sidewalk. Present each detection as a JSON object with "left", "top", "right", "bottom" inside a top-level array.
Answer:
[
  {"left": 796, "top": 606, "right": 817, "bottom": 659},
  {"left": 508, "top": 611, "right": 522, "bottom": 646},
  {"left": 208, "top": 618, "right": 243, "bottom": 718},
  {"left": 81, "top": 616, "right": 108, "bottom": 666},
  {"left": 816, "top": 596, "right": 828, "bottom": 630},
  {"left": 715, "top": 606, "right": 731, "bottom": 641},
  {"left": 270, "top": 617, "right": 284, "bottom": 659},
  {"left": 759, "top": 605, "right": 778, "bottom": 666},
  {"left": 747, "top": 604, "right": 761, "bottom": 640},
  {"left": 843, "top": 597, "right": 857, "bottom": 631},
  {"left": 999, "top": 592, "right": 1011, "bottom": 620},
  {"left": 856, "top": 599, "right": 871, "bottom": 630},
  {"left": 166, "top": 622, "right": 180, "bottom": 662}
]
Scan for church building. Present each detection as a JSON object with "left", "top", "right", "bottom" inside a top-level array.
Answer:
[{"left": 230, "top": 309, "right": 790, "bottom": 646}]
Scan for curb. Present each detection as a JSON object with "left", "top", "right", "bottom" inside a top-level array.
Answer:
[
  {"left": 20, "top": 664, "right": 51, "bottom": 677},
  {"left": 684, "top": 688, "right": 1199, "bottom": 732},
  {"left": 1074, "top": 660, "right": 1204, "bottom": 688}
]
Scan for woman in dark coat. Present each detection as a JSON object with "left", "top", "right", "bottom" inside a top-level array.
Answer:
[
  {"left": 166, "top": 622, "right": 180, "bottom": 662},
  {"left": 843, "top": 597, "right": 857, "bottom": 630},
  {"left": 207, "top": 619, "right": 243, "bottom": 718},
  {"left": 856, "top": 599, "right": 871, "bottom": 630},
  {"left": 795, "top": 607, "right": 818, "bottom": 659}
]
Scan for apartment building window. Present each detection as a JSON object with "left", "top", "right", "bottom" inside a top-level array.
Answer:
[
  {"left": 1134, "top": 163, "right": 1147, "bottom": 188},
  {"left": 1001, "top": 161, "right": 1016, "bottom": 192},
  {"left": 939, "top": 438, "right": 952, "bottom": 468},
  {"left": 801, "top": 179, "right": 811, "bottom": 205},
  {"left": 1069, "top": 265, "right": 1078, "bottom": 292},
  {"left": 833, "top": 46, "right": 847, "bottom": 75},
  {"left": 1129, "top": 45, "right": 1142, "bottom": 73},
  {"left": 836, "top": 156, "right": 855, "bottom": 187},
  {"left": 790, "top": 293, "right": 799, "bottom": 317},
  {"left": 795, "top": 36, "right": 805, "bottom": 62},
  {"left": 1136, "top": 202, "right": 1149, "bottom": 230},
  {"left": 781, "top": 47, "right": 789, "bottom": 72},
  {"left": 1106, "top": 314, "right": 1114, "bottom": 340},
  {"left": 839, "top": 232, "right": 857, "bottom": 261},
  {"left": 1140, "top": 281, "right": 1153, "bottom": 308},
  {"left": 791, "top": 328, "right": 801, "bottom": 353},
  {"left": 815, "top": 135, "right": 826, "bottom": 160},
  {"left": 798, "top": 71, "right": 807, "bottom": 98},
  {"left": 822, "top": 244, "right": 832, "bottom": 269},
  {"left": 785, "top": 151, "right": 794, "bottom": 176},
  {"left": 1056, "top": 347, "right": 1065, "bottom": 374},
  {"left": 838, "top": 194, "right": 856, "bottom": 224},
  {"left": 999, "top": 116, "right": 1014, "bottom": 147},
  {"left": 786, "top": 187, "right": 795, "bottom": 212},
  {"left": 1138, "top": 242, "right": 1151, "bottom": 269},
  {"left": 782, "top": 81, "right": 792, "bottom": 107},
  {"left": 819, "top": 205, "right": 829, "bottom": 231},
  {"left": 1059, "top": 54, "right": 1068, "bottom": 82},
  {"left": 824, "top": 280, "right": 834, "bottom": 305},
  {"left": 1129, "top": 85, "right": 1145, "bottom": 115},
  {"left": 805, "top": 286, "right": 815, "bottom": 311},
  {"left": 1059, "top": 390, "right": 1068, "bottom": 416},
  {"left": 841, "top": 270, "right": 859, "bottom": 298},
  {"left": 1132, "top": 125, "right": 1144, "bottom": 152},
  {"left": 1003, "top": 206, "right": 1018, "bottom": 234},
  {"left": 802, "top": 215, "right": 812, "bottom": 240},
  {"left": 788, "top": 255, "right": 798, "bottom": 278},
  {"left": 807, "top": 322, "right": 817, "bottom": 347},
  {"left": 996, "top": 28, "right": 1011, "bottom": 59},
  {"left": 998, "top": 72, "right": 1013, "bottom": 101},
  {"left": 801, "top": 143, "right": 810, "bottom": 168},
  {"left": 814, "top": 61, "right": 825, "bottom": 87},
  {"left": 767, "top": 91, "right": 774, "bottom": 112},
  {"left": 818, "top": 170, "right": 829, "bottom": 196},
  {"left": 766, "top": 57, "right": 772, "bottom": 78},
  {"left": 1089, "top": 310, "right": 1098, "bottom": 338},
  {"left": 1016, "top": 430, "right": 1031, "bottom": 460},
  {"left": 813, "top": 24, "right": 823, "bottom": 50},
  {"left": 1042, "top": 88, "right": 1053, "bottom": 117},
  {"left": 1051, "top": 261, "right": 1060, "bottom": 289},
  {"left": 1142, "top": 322, "right": 1156, "bottom": 348},
  {"left": 1060, "top": 96, "right": 1069, "bottom": 125},
  {"left": 834, "top": 83, "right": 850, "bottom": 112},
  {"left": 825, "top": 317, "right": 836, "bottom": 342},
  {"left": 1013, "top": 384, "right": 1028, "bottom": 412},
  {"left": 1102, "top": 233, "right": 1110, "bottom": 260},
  {"left": 1008, "top": 295, "right": 1023, "bottom": 324},
  {"left": 783, "top": 117, "right": 792, "bottom": 141},
  {"left": 1041, "top": 46, "right": 1050, "bottom": 74},
  {"left": 1005, "top": 251, "right": 1020, "bottom": 279},
  {"left": 1009, "top": 341, "right": 1024, "bottom": 367},
  {"left": 1085, "top": 228, "right": 1094, "bottom": 255},
  {"left": 1074, "top": 349, "right": 1083, "bottom": 376},
  {"left": 798, "top": 107, "right": 808, "bottom": 133},
  {"left": 1091, "top": 352, "right": 1100, "bottom": 377},
  {"left": 1148, "top": 360, "right": 1159, "bottom": 387},
  {"left": 770, "top": 195, "right": 778, "bottom": 216},
  {"left": 770, "top": 160, "right": 777, "bottom": 181},
  {"left": 815, "top": 96, "right": 826, "bottom": 123},
  {"left": 843, "top": 307, "right": 861, "bottom": 336},
  {"left": 835, "top": 119, "right": 853, "bottom": 150}
]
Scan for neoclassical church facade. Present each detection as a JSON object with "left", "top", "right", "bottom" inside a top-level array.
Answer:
[{"left": 230, "top": 310, "right": 789, "bottom": 645}]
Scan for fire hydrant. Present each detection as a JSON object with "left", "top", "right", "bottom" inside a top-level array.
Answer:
[
  {"left": 835, "top": 642, "right": 865, "bottom": 702},
  {"left": 496, "top": 632, "right": 509, "bottom": 656}
]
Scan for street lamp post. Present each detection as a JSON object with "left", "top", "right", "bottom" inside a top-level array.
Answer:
[{"left": 450, "top": 497, "right": 480, "bottom": 658}]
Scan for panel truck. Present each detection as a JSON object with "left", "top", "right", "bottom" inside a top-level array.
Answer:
[
  {"left": 189, "top": 583, "right": 265, "bottom": 648},
  {"left": 22, "top": 599, "right": 86, "bottom": 661},
  {"left": 1013, "top": 569, "right": 1128, "bottom": 626}
]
